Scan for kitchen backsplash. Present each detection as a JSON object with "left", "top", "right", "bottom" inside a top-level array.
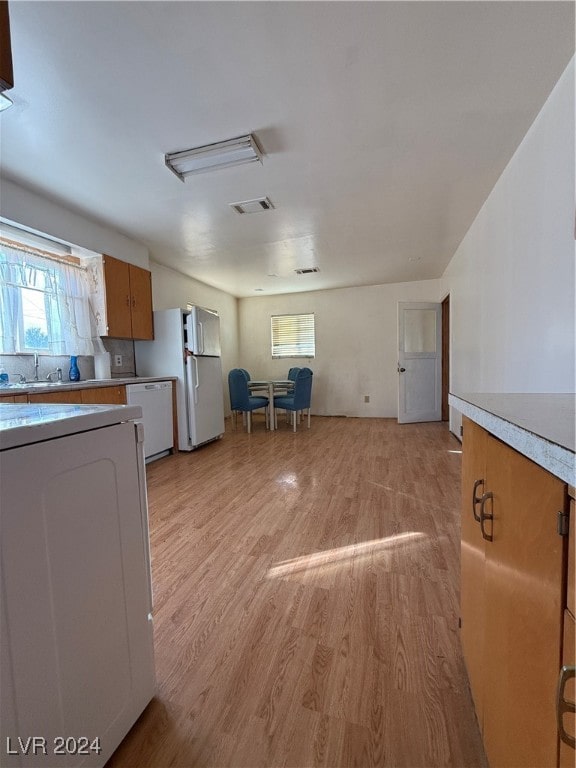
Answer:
[{"left": 0, "top": 339, "right": 135, "bottom": 383}]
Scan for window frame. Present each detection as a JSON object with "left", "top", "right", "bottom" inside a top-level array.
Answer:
[{"left": 270, "top": 312, "right": 315, "bottom": 359}]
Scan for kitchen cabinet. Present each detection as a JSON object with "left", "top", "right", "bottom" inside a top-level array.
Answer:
[
  {"left": 28, "top": 390, "right": 83, "bottom": 404},
  {"left": 0, "top": 394, "right": 27, "bottom": 403},
  {"left": 0, "top": 1, "right": 13, "bottom": 92},
  {"left": 102, "top": 255, "right": 153, "bottom": 340},
  {"left": 559, "top": 609, "right": 575, "bottom": 767},
  {"left": 461, "top": 416, "right": 567, "bottom": 768},
  {"left": 558, "top": 490, "right": 575, "bottom": 767},
  {"left": 27, "top": 387, "right": 125, "bottom": 405},
  {"left": 80, "top": 386, "right": 126, "bottom": 405}
]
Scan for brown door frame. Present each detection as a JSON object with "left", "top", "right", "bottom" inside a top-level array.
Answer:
[{"left": 441, "top": 295, "right": 450, "bottom": 421}]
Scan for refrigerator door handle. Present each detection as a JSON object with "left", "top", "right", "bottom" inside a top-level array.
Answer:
[
  {"left": 197, "top": 321, "right": 204, "bottom": 354},
  {"left": 193, "top": 357, "right": 200, "bottom": 403}
]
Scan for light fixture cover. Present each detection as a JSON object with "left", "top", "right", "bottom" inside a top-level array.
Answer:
[{"left": 165, "top": 134, "right": 262, "bottom": 180}]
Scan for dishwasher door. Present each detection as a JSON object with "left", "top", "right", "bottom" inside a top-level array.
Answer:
[{"left": 126, "top": 381, "right": 173, "bottom": 462}]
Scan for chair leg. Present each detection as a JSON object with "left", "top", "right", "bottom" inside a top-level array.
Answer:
[
  {"left": 307, "top": 407, "right": 311, "bottom": 428},
  {"left": 293, "top": 411, "right": 297, "bottom": 432},
  {"left": 247, "top": 411, "right": 252, "bottom": 434},
  {"left": 265, "top": 406, "right": 269, "bottom": 429}
]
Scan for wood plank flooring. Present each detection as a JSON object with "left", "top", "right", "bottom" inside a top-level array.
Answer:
[{"left": 106, "top": 416, "right": 487, "bottom": 768}]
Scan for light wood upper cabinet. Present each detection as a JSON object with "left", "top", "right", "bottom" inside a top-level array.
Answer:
[
  {"left": 102, "top": 255, "right": 153, "bottom": 340},
  {"left": 461, "top": 417, "right": 567, "bottom": 768},
  {"left": 128, "top": 261, "right": 154, "bottom": 340},
  {"left": 0, "top": 1, "right": 14, "bottom": 92}
]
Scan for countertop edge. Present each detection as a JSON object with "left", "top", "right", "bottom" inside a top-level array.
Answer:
[
  {"left": 449, "top": 394, "right": 575, "bottom": 486},
  {"left": 0, "top": 376, "right": 177, "bottom": 395}
]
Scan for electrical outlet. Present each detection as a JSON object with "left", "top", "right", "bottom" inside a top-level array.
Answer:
[
  {"left": 114, "top": 354, "right": 123, "bottom": 367},
  {"left": 364, "top": 395, "right": 370, "bottom": 403}
]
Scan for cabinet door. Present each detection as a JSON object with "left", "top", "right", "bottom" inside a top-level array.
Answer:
[
  {"left": 80, "top": 386, "right": 126, "bottom": 405},
  {"left": 483, "top": 434, "right": 565, "bottom": 768},
  {"left": 103, "top": 254, "right": 132, "bottom": 338},
  {"left": 460, "top": 417, "right": 488, "bottom": 723},
  {"left": 0, "top": 1, "right": 13, "bottom": 91},
  {"left": 28, "top": 390, "right": 83, "bottom": 404},
  {"left": 559, "top": 610, "right": 575, "bottom": 768},
  {"left": 129, "top": 264, "right": 154, "bottom": 340}
]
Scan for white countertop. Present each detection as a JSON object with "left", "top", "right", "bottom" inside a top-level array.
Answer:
[
  {"left": 0, "top": 403, "right": 143, "bottom": 450},
  {"left": 449, "top": 393, "right": 575, "bottom": 485},
  {"left": 0, "top": 376, "right": 176, "bottom": 395}
]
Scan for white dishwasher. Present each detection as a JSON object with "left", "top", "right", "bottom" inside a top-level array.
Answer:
[{"left": 126, "top": 381, "right": 173, "bottom": 462}]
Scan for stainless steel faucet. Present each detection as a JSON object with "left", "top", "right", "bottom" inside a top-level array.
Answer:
[
  {"left": 46, "top": 368, "right": 63, "bottom": 383},
  {"left": 33, "top": 352, "right": 40, "bottom": 381}
]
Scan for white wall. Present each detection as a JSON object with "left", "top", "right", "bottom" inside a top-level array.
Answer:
[
  {"left": 442, "top": 58, "right": 575, "bottom": 433},
  {"left": 0, "top": 178, "right": 149, "bottom": 268},
  {"left": 239, "top": 279, "right": 442, "bottom": 418},
  {"left": 150, "top": 261, "right": 239, "bottom": 412}
]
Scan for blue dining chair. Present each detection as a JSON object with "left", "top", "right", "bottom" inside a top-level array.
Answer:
[
  {"left": 273, "top": 367, "right": 313, "bottom": 431},
  {"left": 228, "top": 369, "right": 269, "bottom": 433}
]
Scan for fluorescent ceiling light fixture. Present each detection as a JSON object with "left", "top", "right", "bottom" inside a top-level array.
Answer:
[
  {"left": 165, "top": 134, "right": 262, "bottom": 181},
  {"left": 0, "top": 92, "right": 13, "bottom": 112}
]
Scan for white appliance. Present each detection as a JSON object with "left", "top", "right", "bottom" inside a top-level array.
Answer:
[
  {"left": 0, "top": 403, "right": 155, "bottom": 768},
  {"left": 126, "top": 380, "right": 173, "bottom": 462},
  {"left": 135, "top": 307, "right": 225, "bottom": 451}
]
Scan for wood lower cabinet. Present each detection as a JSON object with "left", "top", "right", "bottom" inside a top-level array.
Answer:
[
  {"left": 102, "top": 255, "right": 153, "bottom": 340},
  {"left": 80, "top": 386, "right": 126, "bottom": 405},
  {"left": 559, "top": 610, "right": 575, "bottom": 767},
  {"left": 28, "top": 390, "right": 83, "bottom": 404},
  {"left": 0, "top": 394, "right": 28, "bottom": 403},
  {"left": 26, "top": 386, "right": 125, "bottom": 405},
  {"left": 461, "top": 416, "right": 567, "bottom": 768}
]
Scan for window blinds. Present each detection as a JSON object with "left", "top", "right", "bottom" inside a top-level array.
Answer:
[{"left": 271, "top": 313, "right": 315, "bottom": 358}]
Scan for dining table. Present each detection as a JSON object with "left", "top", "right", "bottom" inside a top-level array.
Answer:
[{"left": 248, "top": 379, "right": 292, "bottom": 431}]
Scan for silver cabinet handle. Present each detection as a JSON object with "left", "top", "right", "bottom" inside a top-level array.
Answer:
[
  {"left": 479, "top": 491, "right": 494, "bottom": 542},
  {"left": 557, "top": 665, "right": 576, "bottom": 748},
  {"left": 472, "top": 479, "right": 484, "bottom": 522}
]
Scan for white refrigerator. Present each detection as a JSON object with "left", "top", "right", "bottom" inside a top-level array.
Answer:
[{"left": 135, "top": 307, "right": 225, "bottom": 450}]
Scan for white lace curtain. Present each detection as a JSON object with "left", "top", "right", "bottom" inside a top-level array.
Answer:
[{"left": 0, "top": 243, "right": 96, "bottom": 356}]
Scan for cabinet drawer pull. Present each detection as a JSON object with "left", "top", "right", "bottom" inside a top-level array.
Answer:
[
  {"left": 472, "top": 479, "right": 484, "bottom": 522},
  {"left": 126, "top": 295, "right": 130, "bottom": 307},
  {"left": 557, "top": 665, "right": 576, "bottom": 748},
  {"left": 479, "top": 491, "right": 494, "bottom": 542}
]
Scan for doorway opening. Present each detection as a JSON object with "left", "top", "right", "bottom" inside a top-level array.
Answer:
[{"left": 441, "top": 295, "right": 450, "bottom": 422}]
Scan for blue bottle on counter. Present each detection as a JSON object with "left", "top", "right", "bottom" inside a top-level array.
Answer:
[
  {"left": 0, "top": 366, "right": 8, "bottom": 386},
  {"left": 69, "top": 356, "right": 80, "bottom": 382}
]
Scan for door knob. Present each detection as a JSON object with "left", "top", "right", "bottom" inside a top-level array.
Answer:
[{"left": 398, "top": 366, "right": 406, "bottom": 373}]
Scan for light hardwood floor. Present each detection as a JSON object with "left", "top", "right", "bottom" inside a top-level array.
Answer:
[{"left": 107, "top": 416, "right": 487, "bottom": 768}]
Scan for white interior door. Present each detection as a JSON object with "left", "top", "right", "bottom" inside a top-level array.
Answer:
[{"left": 398, "top": 301, "right": 442, "bottom": 423}]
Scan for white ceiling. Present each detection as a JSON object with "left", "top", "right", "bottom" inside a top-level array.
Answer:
[{"left": 1, "top": 1, "right": 574, "bottom": 298}]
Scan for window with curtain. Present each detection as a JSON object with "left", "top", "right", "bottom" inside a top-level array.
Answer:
[
  {"left": 0, "top": 240, "right": 96, "bottom": 356},
  {"left": 271, "top": 313, "right": 315, "bottom": 358}
]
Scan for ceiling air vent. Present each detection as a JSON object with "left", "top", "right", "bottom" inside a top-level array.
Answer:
[
  {"left": 229, "top": 197, "right": 274, "bottom": 215},
  {"left": 295, "top": 267, "right": 320, "bottom": 275}
]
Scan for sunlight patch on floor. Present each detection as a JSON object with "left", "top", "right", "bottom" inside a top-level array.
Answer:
[{"left": 267, "top": 532, "right": 426, "bottom": 578}]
